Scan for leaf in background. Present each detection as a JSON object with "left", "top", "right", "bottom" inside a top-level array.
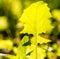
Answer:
[
  {"left": 7, "top": 55, "right": 18, "bottom": 59},
  {"left": 56, "top": 48, "right": 60, "bottom": 56},
  {"left": 52, "top": 9, "right": 60, "bottom": 22},
  {"left": 0, "top": 39, "right": 13, "bottom": 51},
  {"left": 5, "top": 0, "right": 22, "bottom": 18},
  {"left": 11, "top": 0, "right": 22, "bottom": 18},
  {"left": 0, "top": 16, "right": 8, "bottom": 31},
  {"left": 19, "top": 1, "right": 53, "bottom": 34},
  {"left": 17, "top": 36, "right": 29, "bottom": 59}
]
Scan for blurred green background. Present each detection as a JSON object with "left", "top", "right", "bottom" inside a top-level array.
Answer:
[{"left": 0, "top": 0, "right": 60, "bottom": 59}]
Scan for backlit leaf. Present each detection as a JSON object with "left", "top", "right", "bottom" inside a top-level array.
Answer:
[
  {"left": 19, "top": 1, "right": 53, "bottom": 34},
  {"left": 31, "top": 35, "right": 51, "bottom": 44},
  {"left": 17, "top": 36, "right": 29, "bottom": 59},
  {"left": 19, "top": 1, "right": 53, "bottom": 59}
]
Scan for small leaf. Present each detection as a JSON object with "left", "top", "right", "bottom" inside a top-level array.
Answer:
[
  {"left": 26, "top": 46, "right": 46, "bottom": 59},
  {"left": 31, "top": 36, "right": 51, "bottom": 44},
  {"left": 17, "top": 36, "right": 29, "bottom": 59},
  {"left": 52, "top": 9, "right": 60, "bottom": 22},
  {"left": 0, "top": 39, "right": 13, "bottom": 51}
]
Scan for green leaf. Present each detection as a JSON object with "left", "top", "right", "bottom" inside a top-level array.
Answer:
[
  {"left": 26, "top": 46, "right": 46, "bottom": 59},
  {"left": 52, "top": 9, "right": 60, "bottom": 22},
  {"left": 0, "top": 16, "right": 8, "bottom": 31},
  {"left": 31, "top": 35, "right": 51, "bottom": 44},
  {"left": 19, "top": 1, "right": 53, "bottom": 34},
  {"left": 6, "top": 55, "right": 18, "bottom": 59},
  {"left": 0, "top": 39, "right": 13, "bottom": 51},
  {"left": 17, "top": 36, "right": 29, "bottom": 59},
  {"left": 19, "top": 1, "right": 53, "bottom": 59},
  {"left": 5, "top": 0, "right": 22, "bottom": 18}
]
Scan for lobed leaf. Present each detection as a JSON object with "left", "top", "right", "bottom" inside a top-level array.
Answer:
[
  {"left": 19, "top": 1, "right": 53, "bottom": 34},
  {"left": 19, "top": 1, "right": 53, "bottom": 59}
]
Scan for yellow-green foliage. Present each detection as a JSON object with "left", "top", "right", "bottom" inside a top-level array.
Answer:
[
  {"left": 52, "top": 9, "right": 60, "bottom": 22},
  {"left": 19, "top": 1, "right": 53, "bottom": 34},
  {"left": 0, "top": 39, "right": 13, "bottom": 51},
  {"left": 5, "top": 0, "right": 22, "bottom": 18},
  {"left": 18, "top": 1, "right": 53, "bottom": 59},
  {"left": 0, "top": 16, "right": 8, "bottom": 31}
]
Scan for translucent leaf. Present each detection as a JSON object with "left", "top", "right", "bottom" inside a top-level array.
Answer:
[
  {"left": 31, "top": 36, "right": 51, "bottom": 44},
  {"left": 19, "top": 1, "right": 53, "bottom": 34},
  {"left": 26, "top": 46, "right": 46, "bottom": 59},
  {"left": 17, "top": 36, "right": 29, "bottom": 59},
  {"left": 19, "top": 1, "right": 53, "bottom": 59},
  {"left": 26, "top": 45, "right": 35, "bottom": 55}
]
